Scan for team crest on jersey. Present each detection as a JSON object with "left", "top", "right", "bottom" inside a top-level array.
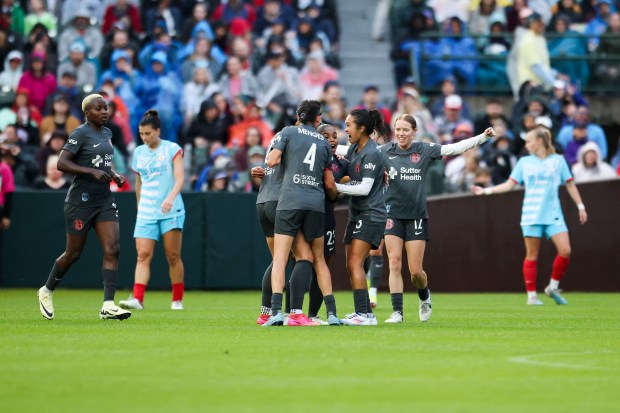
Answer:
[
  {"left": 410, "top": 153, "right": 421, "bottom": 163},
  {"left": 355, "top": 163, "right": 361, "bottom": 173},
  {"left": 73, "top": 219, "right": 84, "bottom": 231},
  {"left": 331, "top": 163, "right": 339, "bottom": 173},
  {"left": 385, "top": 218, "right": 394, "bottom": 230},
  {"left": 158, "top": 154, "right": 165, "bottom": 161},
  {"left": 81, "top": 192, "right": 89, "bottom": 202}
]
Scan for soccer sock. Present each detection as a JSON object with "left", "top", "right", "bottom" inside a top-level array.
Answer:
[
  {"left": 391, "top": 293, "right": 403, "bottom": 314},
  {"left": 172, "top": 282, "right": 184, "bottom": 302},
  {"left": 353, "top": 289, "right": 368, "bottom": 315},
  {"left": 550, "top": 255, "right": 570, "bottom": 287},
  {"left": 289, "top": 260, "right": 313, "bottom": 312},
  {"left": 261, "top": 263, "right": 273, "bottom": 310},
  {"left": 369, "top": 255, "right": 383, "bottom": 289},
  {"left": 323, "top": 294, "right": 337, "bottom": 317},
  {"left": 418, "top": 287, "right": 430, "bottom": 301},
  {"left": 271, "top": 293, "right": 283, "bottom": 316},
  {"left": 45, "top": 262, "right": 68, "bottom": 291},
  {"left": 102, "top": 269, "right": 118, "bottom": 302},
  {"left": 133, "top": 283, "right": 146, "bottom": 303},
  {"left": 308, "top": 269, "right": 324, "bottom": 317},
  {"left": 366, "top": 292, "right": 374, "bottom": 315},
  {"left": 284, "top": 258, "right": 295, "bottom": 314},
  {"left": 523, "top": 259, "right": 538, "bottom": 292}
]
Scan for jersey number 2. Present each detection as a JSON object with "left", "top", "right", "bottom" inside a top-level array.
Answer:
[{"left": 303, "top": 143, "right": 317, "bottom": 171}]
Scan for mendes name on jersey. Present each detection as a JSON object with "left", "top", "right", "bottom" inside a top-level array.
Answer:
[
  {"left": 509, "top": 154, "right": 573, "bottom": 226},
  {"left": 132, "top": 140, "right": 185, "bottom": 220}
]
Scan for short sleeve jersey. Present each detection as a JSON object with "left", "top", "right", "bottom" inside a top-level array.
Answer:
[
  {"left": 274, "top": 125, "right": 331, "bottom": 212},
  {"left": 324, "top": 155, "right": 349, "bottom": 229},
  {"left": 63, "top": 123, "right": 114, "bottom": 207},
  {"left": 380, "top": 141, "right": 442, "bottom": 219},
  {"left": 257, "top": 132, "right": 284, "bottom": 205},
  {"left": 509, "top": 154, "right": 573, "bottom": 225},
  {"left": 345, "top": 139, "right": 386, "bottom": 223},
  {"left": 132, "top": 140, "right": 185, "bottom": 220}
]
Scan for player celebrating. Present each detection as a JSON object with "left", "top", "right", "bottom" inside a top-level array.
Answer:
[
  {"left": 37, "top": 94, "right": 131, "bottom": 320},
  {"left": 336, "top": 109, "right": 390, "bottom": 326},
  {"left": 263, "top": 100, "right": 341, "bottom": 326},
  {"left": 382, "top": 114, "right": 495, "bottom": 323},
  {"left": 119, "top": 110, "right": 186, "bottom": 311},
  {"left": 472, "top": 127, "right": 587, "bottom": 305}
]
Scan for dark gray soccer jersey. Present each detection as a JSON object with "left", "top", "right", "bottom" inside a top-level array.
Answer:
[
  {"left": 274, "top": 124, "right": 331, "bottom": 212},
  {"left": 345, "top": 139, "right": 386, "bottom": 222},
  {"left": 380, "top": 141, "right": 442, "bottom": 219},
  {"left": 62, "top": 123, "right": 114, "bottom": 207},
  {"left": 257, "top": 132, "right": 284, "bottom": 204},
  {"left": 324, "top": 155, "right": 349, "bottom": 229}
]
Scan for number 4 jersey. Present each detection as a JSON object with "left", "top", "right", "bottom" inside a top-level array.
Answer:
[{"left": 273, "top": 124, "right": 331, "bottom": 212}]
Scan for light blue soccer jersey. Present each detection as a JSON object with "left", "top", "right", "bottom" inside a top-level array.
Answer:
[
  {"left": 132, "top": 140, "right": 185, "bottom": 220},
  {"left": 509, "top": 154, "right": 573, "bottom": 225}
]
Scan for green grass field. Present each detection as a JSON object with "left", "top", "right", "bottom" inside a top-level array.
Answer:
[{"left": 1, "top": 289, "right": 619, "bottom": 413}]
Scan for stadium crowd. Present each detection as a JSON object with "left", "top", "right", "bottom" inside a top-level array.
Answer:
[{"left": 0, "top": 0, "right": 619, "bottom": 212}]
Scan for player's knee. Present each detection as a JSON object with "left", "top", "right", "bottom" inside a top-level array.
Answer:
[
  {"left": 388, "top": 255, "right": 402, "bottom": 272},
  {"left": 136, "top": 249, "right": 153, "bottom": 263},
  {"left": 558, "top": 246, "right": 571, "bottom": 258},
  {"left": 166, "top": 251, "right": 181, "bottom": 266},
  {"left": 60, "top": 251, "right": 81, "bottom": 265},
  {"left": 104, "top": 243, "right": 120, "bottom": 260},
  {"left": 410, "top": 269, "right": 424, "bottom": 281}
]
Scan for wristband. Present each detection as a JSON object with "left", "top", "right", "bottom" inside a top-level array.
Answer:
[
  {"left": 577, "top": 203, "right": 585, "bottom": 210},
  {"left": 484, "top": 187, "right": 493, "bottom": 195}
]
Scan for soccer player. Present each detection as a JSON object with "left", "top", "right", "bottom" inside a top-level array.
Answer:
[
  {"left": 119, "top": 110, "right": 186, "bottom": 311},
  {"left": 335, "top": 109, "right": 390, "bottom": 326},
  {"left": 306, "top": 123, "right": 349, "bottom": 324},
  {"left": 382, "top": 114, "right": 495, "bottom": 323},
  {"left": 263, "top": 100, "right": 341, "bottom": 326},
  {"left": 472, "top": 127, "right": 588, "bottom": 305},
  {"left": 37, "top": 94, "right": 131, "bottom": 320}
]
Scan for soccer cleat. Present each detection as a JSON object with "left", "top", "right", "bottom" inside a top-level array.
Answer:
[
  {"left": 367, "top": 314, "right": 378, "bottom": 325},
  {"left": 256, "top": 314, "right": 270, "bottom": 325},
  {"left": 369, "top": 291, "right": 378, "bottom": 309},
  {"left": 327, "top": 314, "right": 341, "bottom": 326},
  {"left": 37, "top": 287, "right": 54, "bottom": 320},
  {"left": 171, "top": 300, "right": 184, "bottom": 310},
  {"left": 544, "top": 286, "right": 568, "bottom": 305},
  {"left": 340, "top": 313, "right": 371, "bottom": 326},
  {"left": 262, "top": 312, "right": 284, "bottom": 326},
  {"left": 527, "top": 296, "right": 544, "bottom": 305},
  {"left": 288, "top": 313, "right": 320, "bottom": 326},
  {"left": 419, "top": 291, "right": 432, "bottom": 322},
  {"left": 310, "top": 316, "right": 329, "bottom": 325},
  {"left": 100, "top": 302, "right": 132, "bottom": 320},
  {"left": 385, "top": 311, "right": 404, "bottom": 323},
  {"left": 118, "top": 297, "right": 144, "bottom": 310}
]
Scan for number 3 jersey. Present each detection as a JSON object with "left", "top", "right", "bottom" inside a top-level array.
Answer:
[
  {"left": 132, "top": 140, "right": 185, "bottom": 220},
  {"left": 62, "top": 123, "right": 114, "bottom": 207},
  {"left": 273, "top": 124, "right": 331, "bottom": 212}
]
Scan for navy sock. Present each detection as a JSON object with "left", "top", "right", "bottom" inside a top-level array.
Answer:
[
  {"left": 308, "top": 269, "right": 323, "bottom": 317},
  {"left": 353, "top": 289, "right": 368, "bottom": 314},
  {"left": 45, "top": 262, "right": 68, "bottom": 291},
  {"left": 418, "top": 287, "right": 430, "bottom": 301},
  {"left": 102, "top": 269, "right": 117, "bottom": 302},
  {"left": 391, "top": 293, "right": 403, "bottom": 314},
  {"left": 369, "top": 255, "right": 383, "bottom": 289},
  {"left": 271, "top": 293, "right": 283, "bottom": 316},
  {"left": 323, "top": 294, "right": 337, "bottom": 317},
  {"left": 289, "top": 260, "right": 313, "bottom": 311},
  {"left": 261, "top": 263, "right": 273, "bottom": 308}
]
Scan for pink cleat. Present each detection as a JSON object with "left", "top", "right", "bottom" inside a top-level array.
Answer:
[
  {"left": 256, "top": 314, "right": 270, "bottom": 325},
  {"left": 287, "top": 313, "right": 320, "bottom": 326}
]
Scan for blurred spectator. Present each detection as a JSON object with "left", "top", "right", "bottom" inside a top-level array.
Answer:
[
  {"left": 56, "top": 41, "right": 97, "bottom": 88},
  {"left": 24, "top": 23, "right": 57, "bottom": 74},
  {"left": 33, "top": 153, "right": 70, "bottom": 190},
  {"left": 483, "top": 134, "right": 516, "bottom": 184},
  {"left": 445, "top": 124, "right": 482, "bottom": 192},
  {"left": 0, "top": 0, "right": 25, "bottom": 36},
  {"left": 99, "top": 50, "right": 141, "bottom": 131},
  {"left": 17, "top": 50, "right": 56, "bottom": 112},
  {"left": 180, "top": 37, "right": 223, "bottom": 83},
  {"left": 610, "top": 137, "right": 620, "bottom": 170},
  {"left": 320, "top": 80, "right": 345, "bottom": 113},
  {"left": 228, "top": 100, "right": 273, "bottom": 149},
  {"left": 0, "top": 124, "right": 39, "bottom": 188},
  {"left": 145, "top": 0, "right": 182, "bottom": 38},
  {"left": 556, "top": 105, "right": 608, "bottom": 159},
  {"left": 585, "top": 0, "right": 613, "bottom": 52},
  {"left": 594, "top": 13, "right": 620, "bottom": 85},
  {"left": 182, "top": 62, "right": 220, "bottom": 129},
  {"left": 211, "top": 0, "right": 256, "bottom": 26},
  {"left": 233, "top": 127, "right": 263, "bottom": 177},
  {"left": 0, "top": 140, "right": 14, "bottom": 230},
  {"left": 218, "top": 55, "right": 258, "bottom": 105},
  {"left": 229, "top": 35, "right": 254, "bottom": 71},
  {"left": 206, "top": 168, "right": 229, "bottom": 192},
  {"left": 299, "top": 49, "right": 338, "bottom": 100},
  {"left": 430, "top": 75, "right": 472, "bottom": 119},
  {"left": 473, "top": 166, "right": 493, "bottom": 188},
  {"left": 419, "top": 132, "right": 445, "bottom": 195},
  {"left": 102, "top": 0, "right": 143, "bottom": 36},
  {"left": 107, "top": 99, "right": 133, "bottom": 150},
  {"left": 178, "top": 21, "right": 225, "bottom": 75},
  {"left": 38, "top": 93, "right": 80, "bottom": 145},
  {"left": 12, "top": 86, "right": 41, "bottom": 126},
  {"left": 24, "top": 0, "right": 56, "bottom": 37},
  {"left": 477, "top": 17, "right": 511, "bottom": 88},
  {"left": 563, "top": 123, "right": 590, "bottom": 166},
  {"left": 253, "top": 0, "right": 296, "bottom": 38},
  {"left": 571, "top": 141, "right": 617, "bottom": 182},
  {"left": 469, "top": 0, "right": 506, "bottom": 38},
  {"left": 256, "top": 48, "right": 300, "bottom": 127},
  {"left": 528, "top": 0, "right": 557, "bottom": 25},
  {"left": 57, "top": 9, "right": 104, "bottom": 62},
  {"left": 474, "top": 99, "right": 512, "bottom": 137},
  {"left": 59, "top": 0, "right": 106, "bottom": 27},
  {"left": 549, "top": 0, "right": 583, "bottom": 28},
  {"left": 186, "top": 98, "right": 229, "bottom": 147},
  {"left": 433, "top": 94, "right": 473, "bottom": 141},
  {"left": 429, "top": 0, "right": 471, "bottom": 23},
  {"left": 138, "top": 26, "right": 184, "bottom": 73},
  {"left": 505, "top": 0, "right": 529, "bottom": 32},
  {"left": 99, "top": 28, "right": 140, "bottom": 73},
  {"left": 48, "top": 71, "right": 83, "bottom": 118},
  {"left": 180, "top": 2, "right": 211, "bottom": 43},
  {"left": 392, "top": 87, "right": 436, "bottom": 137},
  {"left": 355, "top": 85, "right": 392, "bottom": 125},
  {"left": 0, "top": 50, "right": 22, "bottom": 91},
  {"left": 35, "top": 129, "right": 67, "bottom": 173},
  {"left": 548, "top": 14, "right": 589, "bottom": 87}
]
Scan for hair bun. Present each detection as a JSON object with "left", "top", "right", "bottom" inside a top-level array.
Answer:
[{"left": 145, "top": 109, "right": 159, "bottom": 118}]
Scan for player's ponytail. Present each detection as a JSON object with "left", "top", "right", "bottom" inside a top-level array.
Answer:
[
  {"left": 349, "top": 108, "right": 389, "bottom": 138},
  {"left": 369, "top": 109, "right": 390, "bottom": 139},
  {"left": 531, "top": 127, "right": 555, "bottom": 155},
  {"left": 296, "top": 100, "right": 322, "bottom": 125},
  {"left": 140, "top": 109, "right": 161, "bottom": 130}
]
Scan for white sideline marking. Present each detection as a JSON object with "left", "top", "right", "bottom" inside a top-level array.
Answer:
[{"left": 509, "top": 351, "right": 617, "bottom": 371}]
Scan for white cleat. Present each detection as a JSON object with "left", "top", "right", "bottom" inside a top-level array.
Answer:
[
  {"left": 340, "top": 313, "right": 371, "bottom": 326},
  {"left": 367, "top": 314, "right": 378, "bottom": 325},
  {"left": 100, "top": 302, "right": 132, "bottom": 320},
  {"left": 527, "top": 296, "right": 544, "bottom": 305},
  {"left": 419, "top": 291, "right": 432, "bottom": 322},
  {"left": 171, "top": 300, "right": 184, "bottom": 310},
  {"left": 118, "top": 297, "right": 144, "bottom": 310},
  {"left": 310, "top": 316, "right": 328, "bottom": 325},
  {"left": 385, "top": 311, "right": 404, "bottom": 323},
  {"left": 37, "top": 287, "right": 54, "bottom": 320}
]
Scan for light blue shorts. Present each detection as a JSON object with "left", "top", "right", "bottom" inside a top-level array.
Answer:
[
  {"left": 521, "top": 222, "right": 568, "bottom": 239},
  {"left": 134, "top": 214, "right": 185, "bottom": 241}
]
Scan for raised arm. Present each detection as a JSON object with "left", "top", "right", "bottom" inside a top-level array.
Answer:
[{"left": 440, "top": 127, "right": 495, "bottom": 156}]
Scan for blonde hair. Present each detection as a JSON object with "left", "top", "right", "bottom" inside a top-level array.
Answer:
[
  {"left": 529, "top": 127, "right": 556, "bottom": 155},
  {"left": 81, "top": 94, "right": 104, "bottom": 113}
]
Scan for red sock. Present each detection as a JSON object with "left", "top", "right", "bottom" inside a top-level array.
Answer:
[
  {"left": 523, "top": 260, "right": 538, "bottom": 292},
  {"left": 172, "top": 282, "right": 184, "bottom": 302},
  {"left": 551, "top": 255, "right": 570, "bottom": 281},
  {"left": 133, "top": 283, "right": 146, "bottom": 303}
]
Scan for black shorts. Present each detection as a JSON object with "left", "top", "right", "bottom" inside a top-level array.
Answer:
[
  {"left": 275, "top": 209, "right": 325, "bottom": 241},
  {"left": 324, "top": 228, "right": 336, "bottom": 257},
  {"left": 64, "top": 201, "right": 119, "bottom": 235},
  {"left": 256, "top": 201, "right": 277, "bottom": 237},
  {"left": 384, "top": 217, "right": 430, "bottom": 241},
  {"left": 343, "top": 214, "right": 385, "bottom": 250}
]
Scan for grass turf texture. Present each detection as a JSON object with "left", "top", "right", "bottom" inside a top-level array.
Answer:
[{"left": 1, "top": 290, "right": 619, "bottom": 413}]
